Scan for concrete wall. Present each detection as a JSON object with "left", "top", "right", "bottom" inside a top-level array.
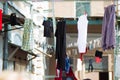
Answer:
[
  {"left": 91, "top": 1, "right": 113, "bottom": 16},
  {"left": 49, "top": 1, "right": 75, "bottom": 17},
  {"left": 48, "top": 1, "right": 113, "bottom": 17},
  {"left": 85, "top": 72, "right": 99, "bottom": 80},
  {"left": 90, "top": 1, "right": 104, "bottom": 16},
  {"left": 13, "top": 1, "right": 31, "bottom": 18}
]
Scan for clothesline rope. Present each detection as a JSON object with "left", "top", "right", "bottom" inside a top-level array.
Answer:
[{"left": 67, "top": 37, "right": 102, "bottom": 50}]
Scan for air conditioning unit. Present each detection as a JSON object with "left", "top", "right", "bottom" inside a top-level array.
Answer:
[{"left": 11, "top": 32, "right": 22, "bottom": 46}]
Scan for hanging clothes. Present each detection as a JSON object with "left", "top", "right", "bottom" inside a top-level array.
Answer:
[
  {"left": 102, "top": 4, "right": 116, "bottom": 50},
  {"left": 95, "top": 57, "right": 101, "bottom": 63},
  {"left": 80, "top": 47, "right": 88, "bottom": 61},
  {"left": 42, "top": 20, "right": 53, "bottom": 38},
  {"left": 0, "top": 9, "right": 2, "bottom": 30},
  {"left": 66, "top": 67, "right": 77, "bottom": 80},
  {"left": 88, "top": 59, "right": 93, "bottom": 72},
  {"left": 77, "top": 58, "right": 82, "bottom": 71},
  {"left": 10, "top": 13, "right": 17, "bottom": 26},
  {"left": 65, "top": 57, "right": 70, "bottom": 73},
  {"left": 95, "top": 50, "right": 103, "bottom": 63},
  {"left": 21, "top": 19, "right": 33, "bottom": 51},
  {"left": 54, "top": 68, "right": 62, "bottom": 80},
  {"left": 55, "top": 20, "right": 66, "bottom": 70},
  {"left": 77, "top": 14, "right": 88, "bottom": 53}
]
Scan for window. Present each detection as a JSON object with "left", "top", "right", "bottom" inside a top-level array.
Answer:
[{"left": 76, "top": 1, "right": 90, "bottom": 17}]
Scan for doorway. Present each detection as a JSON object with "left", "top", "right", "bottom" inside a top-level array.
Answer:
[{"left": 99, "top": 72, "right": 109, "bottom": 80}]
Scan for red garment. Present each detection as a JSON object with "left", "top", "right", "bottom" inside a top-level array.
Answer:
[
  {"left": 95, "top": 57, "right": 101, "bottom": 63},
  {"left": 80, "top": 53, "right": 83, "bottom": 60},
  {"left": 0, "top": 9, "right": 2, "bottom": 30},
  {"left": 66, "top": 67, "right": 77, "bottom": 80},
  {"left": 55, "top": 62, "right": 62, "bottom": 80},
  {"left": 80, "top": 47, "right": 88, "bottom": 60},
  {"left": 54, "top": 69, "right": 62, "bottom": 80}
]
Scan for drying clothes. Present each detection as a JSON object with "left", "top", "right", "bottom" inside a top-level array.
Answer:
[
  {"left": 102, "top": 4, "right": 116, "bottom": 50},
  {"left": 54, "top": 69, "right": 62, "bottom": 80},
  {"left": 80, "top": 53, "right": 83, "bottom": 61},
  {"left": 88, "top": 59, "right": 93, "bottom": 72},
  {"left": 55, "top": 20, "right": 66, "bottom": 70},
  {"left": 66, "top": 67, "right": 77, "bottom": 80},
  {"left": 95, "top": 50, "right": 103, "bottom": 58},
  {"left": 89, "top": 41, "right": 93, "bottom": 50},
  {"left": 95, "top": 50, "right": 103, "bottom": 63},
  {"left": 0, "top": 9, "right": 2, "bottom": 30},
  {"left": 80, "top": 47, "right": 88, "bottom": 61},
  {"left": 77, "top": 58, "right": 82, "bottom": 71},
  {"left": 10, "top": 13, "right": 17, "bottom": 26},
  {"left": 95, "top": 57, "right": 101, "bottom": 63},
  {"left": 22, "top": 19, "right": 34, "bottom": 51},
  {"left": 65, "top": 57, "right": 70, "bottom": 73},
  {"left": 77, "top": 14, "right": 88, "bottom": 53},
  {"left": 42, "top": 20, "right": 53, "bottom": 38}
]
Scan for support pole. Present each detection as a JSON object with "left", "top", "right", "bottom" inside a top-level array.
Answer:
[
  {"left": 52, "top": 0, "right": 56, "bottom": 52},
  {"left": 3, "top": 2, "right": 8, "bottom": 70}
]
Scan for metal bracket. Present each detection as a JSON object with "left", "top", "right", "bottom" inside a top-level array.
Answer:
[{"left": 8, "top": 47, "right": 19, "bottom": 60}]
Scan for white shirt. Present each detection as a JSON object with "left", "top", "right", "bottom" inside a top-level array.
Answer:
[{"left": 77, "top": 14, "right": 88, "bottom": 53}]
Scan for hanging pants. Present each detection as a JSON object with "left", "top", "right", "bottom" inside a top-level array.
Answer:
[{"left": 88, "top": 64, "right": 93, "bottom": 72}]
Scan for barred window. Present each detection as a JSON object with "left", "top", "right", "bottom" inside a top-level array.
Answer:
[{"left": 76, "top": 1, "right": 90, "bottom": 17}]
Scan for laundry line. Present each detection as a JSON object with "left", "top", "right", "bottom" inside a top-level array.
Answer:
[{"left": 67, "top": 37, "right": 102, "bottom": 50}]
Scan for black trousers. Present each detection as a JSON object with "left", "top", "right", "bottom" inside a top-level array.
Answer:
[
  {"left": 88, "top": 64, "right": 93, "bottom": 72},
  {"left": 55, "top": 21, "right": 66, "bottom": 70}
]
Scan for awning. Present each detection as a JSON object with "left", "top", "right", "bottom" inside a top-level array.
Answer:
[{"left": 8, "top": 42, "right": 37, "bottom": 61}]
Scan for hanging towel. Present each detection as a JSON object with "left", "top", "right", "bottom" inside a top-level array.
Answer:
[
  {"left": 0, "top": 9, "right": 2, "bottom": 30},
  {"left": 77, "top": 14, "right": 88, "bottom": 53},
  {"left": 102, "top": 4, "right": 116, "bottom": 50},
  {"left": 21, "top": 19, "right": 33, "bottom": 51}
]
